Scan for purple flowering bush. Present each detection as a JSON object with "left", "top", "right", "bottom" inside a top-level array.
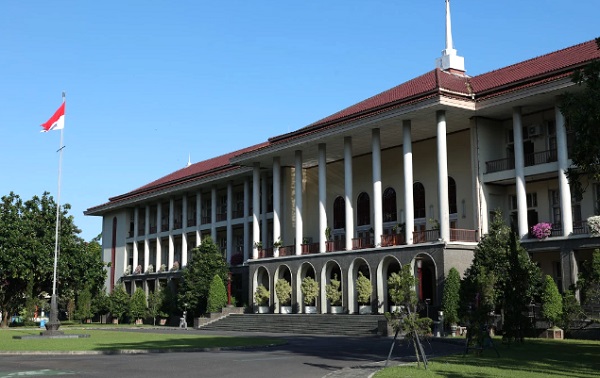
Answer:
[{"left": 531, "top": 222, "right": 552, "bottom": 239}]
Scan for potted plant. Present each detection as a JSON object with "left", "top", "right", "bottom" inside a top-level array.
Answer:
[
  {"left": 325, "top": 274, "right": 343, "bottom": 314},
  {"left": 387, "top": 272, "right": 404, "bottom": 313},
  {"left": 532, "top": 222, "right": 552, "bottom": 239},
  {"left": 301, "top": 276, "right": 319, "bottom": 314},
  {"left": 588, "top": 215, "right": 600, "bottom": 236},
  {"left": 356, "top": 271, "right": 372, "bottom": 314},
  {"left": 253, "top": 241, "right": 263, "bottom": 250},
  {"left": 170, "top": 261, "right": 180, "bottom": 271},
  {"left": 146, "top": 264, "right": 154, "bottom": 274},
  {"left": 325, "top": 227, "right": 335, "bottom": 252},
  {"left": 275, "top": 278, "right": 292, "bottom": 314},
  {"left": 273, "top": 237, "right": 282, "bottom": 252},
  {"left": 254, "top": 284, "right": 270, "bottom": 313}
]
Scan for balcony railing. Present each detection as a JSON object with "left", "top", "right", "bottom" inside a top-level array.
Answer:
[
  {"left": 232, "top": 210, "right": 244, "bottom": 219},
  {"left": 352, "top": 237, "right": 374, "bottom": 250},
  {"left": 485, "top": 149, "right": 557, "bottom": 174},
  {"left": 278, "top": 246, "right": 294, "bottom": 256},
  {"left": 449, "top": 228, "right": 478, "bottom": 242},
  {"left": 149, "top": 225, "right": 157, "bottom": 234},
  {"left": 216, "top": 213, "right": 227, "bottom": 222},
  {"left": 413, "top": 229, "right": 440, "bottom": 244},
  {"left": 573, "top": 220, "right": 589, "bottom": 235},
  {"left": 258, "top": 248, "right": 273, "bottom": 259},
  {"left": 381, "top": 234, "right": 406, "bottom": 247},
  {"left": 301, "top": 243, "right": 319, "bottom": 255},
  {"left": 187, "top": 217, "right": 196, "bottom": 227},
  {"left": 486, "top": 157, "right": 515, "bottom": 174}
]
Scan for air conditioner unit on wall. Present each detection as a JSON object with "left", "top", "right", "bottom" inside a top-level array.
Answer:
[{"left": 528, "top": 124, "right": 542, "bottom": 137}]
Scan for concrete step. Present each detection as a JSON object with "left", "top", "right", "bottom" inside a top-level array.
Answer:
[{"left": 198, "top": 314, "right": 386, "bottom": 336}]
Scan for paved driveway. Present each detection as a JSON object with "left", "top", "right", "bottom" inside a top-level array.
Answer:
[{"left": 0, "top": 329, "right": 464, "bottom": 378}]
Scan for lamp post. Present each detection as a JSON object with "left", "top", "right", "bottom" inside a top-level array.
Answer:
[{"left": 227, "top": 272, "right": 232, "bottom": 306}]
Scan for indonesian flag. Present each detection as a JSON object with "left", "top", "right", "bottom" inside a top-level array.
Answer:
[{"left": 40, "top": 102, "right": 65, "bottom": 132}]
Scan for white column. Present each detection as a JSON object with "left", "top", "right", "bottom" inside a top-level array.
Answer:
[
  {"left": 403, "top": 120, "right": 414, "bottom": 245},
  {"left": 155, "top": 237, "right": 161, "bottom": 270},
  {"left": 372, "top": 128, "right": 383, "bottom": 247},
  {"left": 318, "top": 143, "right": 327, "bottom": 253},
  {"left": 132, "top": 241, "right": 139, "bottom": 271},
  {"left": 261, "top": 171, "right": 268, "bottom": 247},
  {"left": 244, "top": 177, "right": 251, "bottom": 261},
  {"left": 344, "top": 137, "right": 354, "bottom": 251},
  {"left": 156, "top": 205, "right": 162, "bottom": 269},
  {"left": 211, "top": 186, "right": 217, "bottom": 241},
  {"left": 195, "top": 191, "right": 202, "bottom": 246},
  {"left": 132, "top": 208, "right": 139, "bottom": 268},
  {"left": 295, "top": 150, "right": 303, "bottom": 256},
  {"left": 144, "top": 205, "right": 150, "bottom": 271},
  {"left": 226, "top": 181, "right": 233, "bottom": 263},
  {"left": 168, "top": 235, "right": 174, "bottom": 271},
  {"left": 436, "top": 111, "right": 450, "bottom": 241},
  {"left": 156, "top": 203, "right": 162, "bottom": 234},
  {"left": 168, "top": 199, "right": 175, "bottom": 268},
  {"left": 273, "top": 157, "right": 281, "bottom": 257},
  {"left": 181, "top": 232, "right": 188, "bottom": 267},
  {"left": 252, "top": 163, "right": 261, "bottom": 259},
  {"left": 513, "top": 107, "right": 529, "bottom": 238},
  {"left": 556, "top": 105, "right": 573, "bottom": 236},
  {"left": 169, "top": 198, "right": 174, "bottom": 231},
  {"left": 182, "top": 196, "right": 188, "bottom": 229}
]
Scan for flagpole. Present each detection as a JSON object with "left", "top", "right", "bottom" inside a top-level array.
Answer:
[{"left": 45, "top": 92, "right": 66, "bottom": 335}]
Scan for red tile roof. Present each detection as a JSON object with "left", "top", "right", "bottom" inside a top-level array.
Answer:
[
  {"left": 471, "top": 39, "right": 600, "bottom": 96},
  {"left": 88, "top": 39, "right": 599, "bottom": 213},
  {"left": 86, "top": 142, "right": 268, "bottom": 212}
]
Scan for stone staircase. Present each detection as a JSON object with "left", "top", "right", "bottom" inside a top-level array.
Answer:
[{"left": 197, "top": 313, "right": 387, "bottom": 336}]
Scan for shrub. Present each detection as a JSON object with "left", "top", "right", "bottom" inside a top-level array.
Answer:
[
  {"left": 109, "top": 284, "right": 130, "bottom": 323},
  {"left": 301, "top": 277, "right": 319, "bottom": 306},
  {"left": 541, "top": 275, "right": 563, "bottom": 327},
  {"left": 254, "top": 284, "right": 269, "bottom": 306},
  {"left": 275, "top": 278, "right": 292, "bottom": 306},
  {"left": 441, "top": 267, "right": 461, "bottom": 326},
  {"left": 387, "top": 264, "right": 417, "bottom": 309},
  {"left": 207, "top": 274, "right": 228, "bottom": 313},
  {"left": 325, "top": 274, "right": 342, "bottom": 306},
  {"left": 75, "top": 286, "right": 93, "bottom": 322},
  {"left": 130, "top": 288, "right": 147, "bottom": 322},
  {"left": 356, "top": 272, "right": 372, "bottom": 305}
]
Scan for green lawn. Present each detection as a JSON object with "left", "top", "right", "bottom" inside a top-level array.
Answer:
[
  {"left": 375, "top": 338, "right": 600, "bottom": 378},
  {"left": 0, "top": 328, "right": 282, "bottom": 352}
]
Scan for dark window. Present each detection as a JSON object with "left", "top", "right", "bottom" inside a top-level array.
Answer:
[
  {"left": 448, "top": 177, "right": 457, "bottom": 214},
  {"left": 414, "top": 182, "right": 426, "bottom": 219},
  {"left": 383, "top": 187, "right": 397, "bottom": 222},
  {"left": 333, "top": 196, "right": 345, "bottom": 229},
  {"left": 357, "top": 192, "right": 371, "bottom": 226}
]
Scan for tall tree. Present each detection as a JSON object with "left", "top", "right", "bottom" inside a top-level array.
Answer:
[
  {"left": 178, "top": 237, "right": 228, "bottom": 316},
  {"left": 0, "top": 192, "right": 106, "bottom": 328},
  {"left": 558, "top": 38, "right": 600, "bottom": 203},
  {"left": 460, "top": 211, "right": 541, "bottom": 343},
  {"left": 206, "top": 274, "right": 227, "bottom": 313},
  {"left": 441, "top": 267, "right": 461, "bottom": 327}
]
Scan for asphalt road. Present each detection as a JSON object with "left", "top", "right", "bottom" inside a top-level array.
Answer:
[{"left": 0, "top": 329, "right": 464, "bottom": 378}]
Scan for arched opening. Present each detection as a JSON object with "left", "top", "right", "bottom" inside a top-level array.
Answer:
[
  {"left": 414, "top": 255, "right": 436, "bottom": 318},
  {"left": 351, "top": 258, "right": 372, "bottom": 314},
  {"left": 253, "top": 266, "right": 271, "bottom": 312},
  {"left": 274, "top": 265, "right": 292, "bottom": 313},
  {"left": 298, "top": 263, "right": 318, "bottom": 313},
  {"left": 321, "top": 261, "right": 343, "bottom": 313}
]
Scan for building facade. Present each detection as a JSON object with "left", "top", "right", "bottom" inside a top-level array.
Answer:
[{"left": 85, "top": 7, "right": 600, "bottom": 314}]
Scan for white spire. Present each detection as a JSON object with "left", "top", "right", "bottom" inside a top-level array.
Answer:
[
  {"left": 186, "top": 153, "right": 191, "bottom": 167},
  {"left": 435, "top": 0, "right": 465, "bottom": 73}
]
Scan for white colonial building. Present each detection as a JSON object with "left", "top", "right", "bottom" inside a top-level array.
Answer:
[{"left": 86, "top": 4, "right": 600, "bottom": 315}]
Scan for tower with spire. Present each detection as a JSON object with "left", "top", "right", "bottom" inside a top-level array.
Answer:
[{"left": 435, "top": 0, "right": 465, "bottom": 74}]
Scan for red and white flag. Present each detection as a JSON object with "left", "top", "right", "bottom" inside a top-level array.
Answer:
[{"left": 40, "top": 102, "right": 65, "bottom": 132}]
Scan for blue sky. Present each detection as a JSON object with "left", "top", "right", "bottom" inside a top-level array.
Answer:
[{"left": 1, "top": 0, "right": 598, "bottom": 242}]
